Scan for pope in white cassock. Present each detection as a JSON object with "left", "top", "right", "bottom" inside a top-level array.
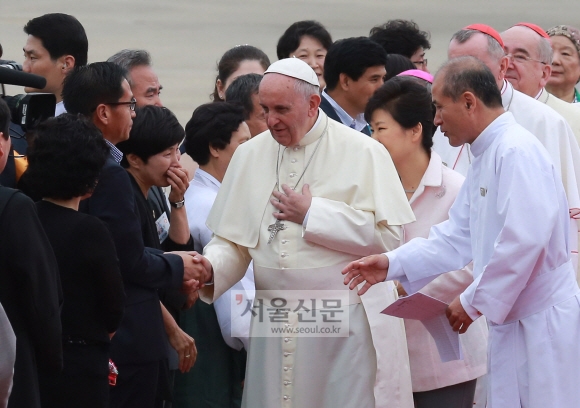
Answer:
[
  {"left": 344, "top": 56, "right": 580, "bottom": 408},
  {"left": 192, "top": 58, "right": 417, "bottom": 408}
]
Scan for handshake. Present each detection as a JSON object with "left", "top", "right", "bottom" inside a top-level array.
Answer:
[{"left": 171, "top": 251, "right": 213, "bottom": 293}]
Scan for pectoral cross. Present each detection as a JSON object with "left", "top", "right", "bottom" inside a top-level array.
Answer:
[{"left": 267, "top": 219, "right": 287, "bottom": 244}]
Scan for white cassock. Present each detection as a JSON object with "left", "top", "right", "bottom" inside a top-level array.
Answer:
[
  {"left": 184, "top": 169, "right": 254, "bottom": 351},
  {"left": 402, "top": 151, "right": 488, "bottom": 396},
  {"left": 433, "top": 80, "right": 580, "bottom": 274},
  {"left": 389, "top": 112, "right": 580, "bottom": 408},
  {"left": 200, "top": 110, "right": 416, "bottom": 408}
]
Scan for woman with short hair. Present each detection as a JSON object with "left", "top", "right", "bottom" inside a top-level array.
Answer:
[
  {"left": 27, "top": 113, "right": 125, "bottom": 408},
  {"left": 276, "top": 20, "right": 333, "bottom": 89},
  {"left": 546, "top": 25, "right": 580, "bottom": 103}
]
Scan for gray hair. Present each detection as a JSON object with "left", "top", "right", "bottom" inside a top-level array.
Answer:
[
  {"left": 437, "top": 56, "right": 503, "bottom": 108},
  {"left": 107, "top": 49, "right": 152, "bottom": 85},
  {"left": 293, "top": 79, "right": 319, "bottom": 100},
  {"left": 451, "top": 29, "right": 505, "bottom": 61}
]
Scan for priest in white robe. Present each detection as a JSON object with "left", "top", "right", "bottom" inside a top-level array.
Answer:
[
  {"left": 500, "top": 22, "right": 580, "bottom": 145},
  {"left": 191, "top": 58, "right": 416, "bottom": 408},
  {"left": 344, "top": 56, "right": 580, "bottom": 408},
  {"left": 431, "top": 23, "right": 580, "bottom": 273}
]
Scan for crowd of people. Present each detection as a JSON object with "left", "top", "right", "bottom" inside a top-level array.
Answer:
[{"left": 0, "top": 11, "right": 580, "bottom": 408}]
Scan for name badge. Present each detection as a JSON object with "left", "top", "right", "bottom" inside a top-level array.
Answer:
[
  {"left": 156, "top": 212, "right": 170, "bottom": 243},
  {"left": 480, "top": 187, "right": 487, "bottom": 197}
]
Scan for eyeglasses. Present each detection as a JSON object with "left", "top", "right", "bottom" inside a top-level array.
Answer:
[
  {"left": 105, "top": 97, "right": 137, "bottom": 111},
  {"left": 412, "top": 59, "right": 428, "bottom": 68},
  {"left": 506, "top": 53, "right": 546, "bottom": 65}
]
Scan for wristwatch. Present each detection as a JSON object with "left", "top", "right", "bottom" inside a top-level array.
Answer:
[{"left": 170, "top": 199, "right": 185, "bottom": 209}]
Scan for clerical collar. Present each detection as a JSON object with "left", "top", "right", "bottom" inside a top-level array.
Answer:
[
  {"left": 500, "top": 80, "right": 508, "bottom": 95},
  {"left": 322, "top": 90, "right": 367, "bottom": 131},
  {"left": 535, "top": 88, "right": 544, "bottom": 100},
  {"left": 105, "top": 140, "right": 123, "bottom": 163},
  {"left": 500, "top": 80, "right": 515, "bottom": 111},
  {"left": 470, "top": 112, "right": 514, "bottom": 157},
  {"left": 296, "top": 109, "right": 323, "bottom": 146}
]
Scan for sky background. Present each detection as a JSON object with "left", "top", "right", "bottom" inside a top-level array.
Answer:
[{"left": 1, "top": 0, "right": 578, "bottom": 125}]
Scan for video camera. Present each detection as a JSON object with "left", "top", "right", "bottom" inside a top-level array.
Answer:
[{"left": 0, "top": 43, "right": 56, "bottom": 132}]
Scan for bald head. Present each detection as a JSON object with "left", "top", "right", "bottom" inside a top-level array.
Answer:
[
  {"left": 436, "top": 56, "right": 503, "bottom": 108},
  {"left": 448, "top": 29, "right": 509, "bottom": 89},
  {"left": 501, "top": 25, "right": 553, "bottom": 97}
]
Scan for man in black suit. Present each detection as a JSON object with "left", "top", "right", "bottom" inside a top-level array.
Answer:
[
  {"left": 320, "top": 37, "right": 387, "bottom": 136},
  {"left": 62, "top": 62, "right": 199, "bottom": 408}
]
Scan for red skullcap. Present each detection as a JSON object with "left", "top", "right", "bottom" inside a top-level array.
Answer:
[
  {"left": 464, "top": 24, "right": 504, "bottom": 48},
  {"left": 514, "top": 22, "right": 550, "bottom": 39}
]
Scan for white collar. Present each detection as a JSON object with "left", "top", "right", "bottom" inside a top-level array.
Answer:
[
  {"left": 409, "top": 151, "right": 444, "bottom": 204},
  {"left": 55, "top": 101, "right": 67, "bottom": 117},
  {"left": 296, "top": 109, "right": 323, "bottom": 147},
  {"left": 470, "top": 112, "right": 515, "bottom": 157},
  {"left": 195, "top": 168, "right": 221, "bottom": 189}
]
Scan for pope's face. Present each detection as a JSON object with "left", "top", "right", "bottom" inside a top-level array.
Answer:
[{"left": 259, "top": 73, "right": 320, "bottom": 146}]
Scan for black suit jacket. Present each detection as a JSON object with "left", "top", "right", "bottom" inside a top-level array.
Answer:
[
  {"left": 79, "top": 155, "right": 184, "bottom": 364},
  {"left": 319, "top": 94, "right": 372, "bottom": 136},
  {"left": 0, "top": 188, "right": 62, "bottom": 408}
]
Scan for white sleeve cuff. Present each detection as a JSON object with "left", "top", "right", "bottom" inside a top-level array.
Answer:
[
  {"left": 386, "top": 252, "right": 405, "bottom": 281},
  {"left": 459, "top": 292, "right": 481, "bottom": 321}
]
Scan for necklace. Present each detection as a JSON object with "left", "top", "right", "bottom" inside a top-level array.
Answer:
[
  {"left": 404, "top": 188, "right": 416, "bottom": 194},
  {"left": 267, "top": 119, "right": 329, "bottom": 244}
]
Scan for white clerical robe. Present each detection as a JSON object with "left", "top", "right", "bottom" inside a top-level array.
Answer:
[
  {"left": 200, "top": 110, "right": 416, "bottom": 408},
  {"left": 184, "top": 169, "right": 254, "bottom": 351},
  {"left": 402, "top": 152, "right": 488, "bottom": 394},
  {"left": 538, "top": 89, "right": 580, "bottom": 282},
  {"left": 433, "top": 80, "right": 580, "bottom": 272},
  {"left": 389, "top": 112, "right": 580, "bottom": 408}
]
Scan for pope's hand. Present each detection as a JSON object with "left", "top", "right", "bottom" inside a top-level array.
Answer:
[
  {"left": 446, "top": 296, "right": 473, "bottom": 334},
  {"left": 173, "top": 251, "right": 213, "bottom": 285},
  {"left": 271, "top": 184, "right": 312, "bottom": 225},
  {"left": 341, "top": 254, "right": 390, "bottom": 296}
]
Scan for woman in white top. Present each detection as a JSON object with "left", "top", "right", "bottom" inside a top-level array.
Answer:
[{"left": 365, "top": 77, "right": 488, "bottom": 408}]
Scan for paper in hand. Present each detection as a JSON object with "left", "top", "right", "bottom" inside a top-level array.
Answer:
[{"left": 381, "top": 292, "right": 463, "bottom": 362}]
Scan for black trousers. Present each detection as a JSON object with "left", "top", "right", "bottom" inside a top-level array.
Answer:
[
  {"left": 39, "top": 342, "right": 110, "bottom": 408},
  {"left": 109, "top": 360, "right": 161, "bottom": 408},
  {"left": 412, "top": 378, "right": 477, "bottom": 408}
]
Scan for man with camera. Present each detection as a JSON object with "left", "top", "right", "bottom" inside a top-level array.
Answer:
[{"left": 0, "top": 13, "right": 88, "bottom": 189}]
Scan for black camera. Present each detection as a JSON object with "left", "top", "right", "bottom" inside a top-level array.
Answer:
[{"left": 1, "top": 59, "right": 56, "bottom": 132}]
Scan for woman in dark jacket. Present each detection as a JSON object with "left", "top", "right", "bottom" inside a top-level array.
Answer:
[{"left": 25, "top": 114, "right": 125, "bottom": 408}]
